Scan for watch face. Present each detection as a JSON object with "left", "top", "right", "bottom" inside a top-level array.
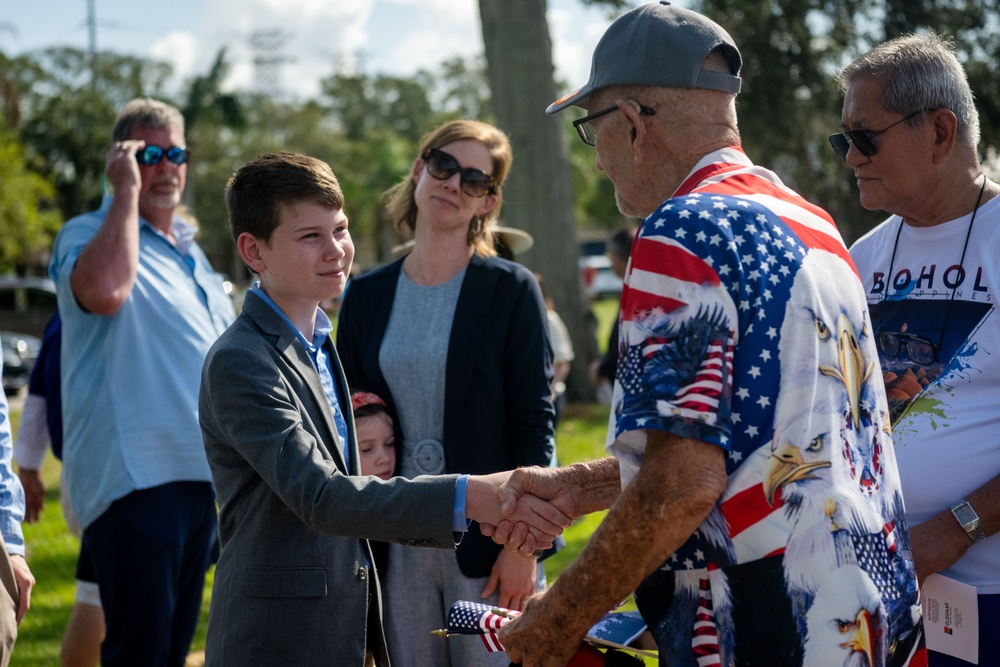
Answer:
[{"left": 952, "top": 503, "right": 978, "bottom": 526}]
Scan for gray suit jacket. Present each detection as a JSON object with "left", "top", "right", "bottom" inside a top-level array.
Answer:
[{"left": 199, "top": 291, "right": 460, "bottom": 666}]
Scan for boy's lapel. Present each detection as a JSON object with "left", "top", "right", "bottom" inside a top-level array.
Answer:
[
  {"left": 242, "top": 293, "right": 349, "bottom": 474},
  {"left": 279, "top": 334, "right": 349, "bottom": 474}
]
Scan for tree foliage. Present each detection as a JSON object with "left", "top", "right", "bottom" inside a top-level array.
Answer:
[
  {"left": 0, "top": 0, "right": 997, "bottom": 276},
  {"left": 8, "top": 48, "right": 172, "bottom": 220},
  {"left": 0, "top": 126, "right": 61, "bottom": 273},
  {"left": 694, "top": 0, "right": 1000, "bottom": 243}
]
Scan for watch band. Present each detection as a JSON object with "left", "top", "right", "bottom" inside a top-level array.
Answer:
[{"left": 950, "top": 500, "right": 986, "bottom": 544}]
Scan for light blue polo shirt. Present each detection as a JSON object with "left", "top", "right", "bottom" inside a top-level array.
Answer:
[{"left": 50, "top": 196, "right": 235, "bottom": 530}]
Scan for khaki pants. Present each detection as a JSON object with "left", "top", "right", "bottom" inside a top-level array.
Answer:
[{"left": 0, "top": 535, "right": 19, "bottom": 667}]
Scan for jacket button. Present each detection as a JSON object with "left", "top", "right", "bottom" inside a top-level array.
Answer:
[{"left": 357, "top": 566, "right": 367, "bottom": 581}]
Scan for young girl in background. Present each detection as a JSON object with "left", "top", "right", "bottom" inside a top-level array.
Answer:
[{"left": 350, "top": 391, "right": 397, "bottom": 481}]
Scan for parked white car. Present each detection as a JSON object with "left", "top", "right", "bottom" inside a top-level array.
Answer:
[{"left": 579, "top": 254, "right": 624, "bottom": 300}]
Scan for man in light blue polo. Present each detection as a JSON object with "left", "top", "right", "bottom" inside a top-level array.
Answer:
[{"left": 49, "top": 98, "right": 234, "bottom": 667}]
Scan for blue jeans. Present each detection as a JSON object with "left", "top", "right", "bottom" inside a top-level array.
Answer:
[{"left": 83, "top": 481, "right": 217, "bottom": 667}]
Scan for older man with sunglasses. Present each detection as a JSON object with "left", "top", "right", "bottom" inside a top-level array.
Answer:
[
  {"left": 489, "top": 3, "right": 924, "bottom": 667},
  {"left": 49, "top": 98, "right": 235, "bottom": 667},
  {"left": 839, "top": 34, "right": 1000, "bottom": 666}
]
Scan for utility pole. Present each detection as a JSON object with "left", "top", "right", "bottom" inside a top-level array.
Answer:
[
  {"left": 87, "top": 0, "right": 98, "bottom": 88},
  {"left": 249, "top": 29, "right": 292, "bottom": 99}
]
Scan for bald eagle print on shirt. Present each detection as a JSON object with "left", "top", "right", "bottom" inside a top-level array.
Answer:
[{"left": 610, "top": 149, "right": 923, "bottom": 667}]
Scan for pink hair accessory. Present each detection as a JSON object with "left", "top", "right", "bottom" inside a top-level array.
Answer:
[{"left": 351, "top": 391, "right": 387, "bottom": 412}]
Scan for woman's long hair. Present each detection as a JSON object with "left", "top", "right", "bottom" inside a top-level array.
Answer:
[{"left": 384, "top": 119, "right": 513, "bottom": 257}]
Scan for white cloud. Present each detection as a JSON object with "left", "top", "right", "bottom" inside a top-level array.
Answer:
[
  {"left": 4, "top": 0, "right": 622, "bottom": 102},
  {"left": 360, "top": 0, "right": 482, "bottom": 78},
  {"left": 150, "top": 31, "right": 199, "bottom": 94},
  {"left": 186, "top": 0, "right": 374, "bottom": 98}
]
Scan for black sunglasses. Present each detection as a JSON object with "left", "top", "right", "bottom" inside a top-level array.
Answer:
[
  {"left": 573, "top": 102, "right": 656, "bottom": 146},
  {"left": 135, "top": 145, "right": 191, "bottom": 166},
  {"left": 420, "top": 147, "right": 496, "bottom": 198},
  {"left": 876, "top": 330, "right": 940, "bottom": 365},
  {"left": 829, "top": 108, "right": 935, "bottom": 161}
]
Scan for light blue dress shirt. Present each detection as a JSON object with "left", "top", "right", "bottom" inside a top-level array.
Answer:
[
  {"left": 0, "top": 356, "right": 26, "bottom": 555},
  {"left": 49, "top": 196, "right": 235, "bottom": 530},
  {"left": 249, "top": 285, "right": 350, "bottom": 470}
]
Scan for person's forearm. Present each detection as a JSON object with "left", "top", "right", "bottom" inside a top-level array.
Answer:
[
  {"left": 553, "top": 361, "right": 570, "bottom": 385},
  {"left": 523, "top": 436, "right": 726, "bottom": 640},
  {"left": 560, "top": 457, "right": 622, "bottom": 516},
  {"left": 913, "top": 472, "right": 1000, "bottom": 584},
  {"left": 13, "top": 394, "right": 49, "bottom": 469},
  {"left": 70, "top": 186, "right": 142, "bottom": 315},
  {"left": 964, "top": 473, "right": 1000, "bottom": 539}
]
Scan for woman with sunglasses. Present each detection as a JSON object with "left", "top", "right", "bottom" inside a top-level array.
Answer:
[{"left": 337, "top": 119, "right": 556, "bottom": 667}]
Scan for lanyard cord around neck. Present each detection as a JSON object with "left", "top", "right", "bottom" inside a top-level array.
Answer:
[{"left": 878, "top": 174, "right": 987, "bottom": 346}]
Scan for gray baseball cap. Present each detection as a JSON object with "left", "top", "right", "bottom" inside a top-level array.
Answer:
[{"left": 547, "top": 1, "right": 742, "bottom": 114}]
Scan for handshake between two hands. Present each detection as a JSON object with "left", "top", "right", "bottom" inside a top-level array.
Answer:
[{"left": 468, "top": 466, "right": 580, "bottom": 554}]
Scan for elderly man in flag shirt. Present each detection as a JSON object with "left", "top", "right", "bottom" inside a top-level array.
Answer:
[{"left": 488, "top": 4, "right": 924, "bottom": 667}]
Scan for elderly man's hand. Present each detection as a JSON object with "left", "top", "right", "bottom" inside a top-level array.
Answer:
[{"left": 498, "top": 591, "right": 589, "bottom": 667}]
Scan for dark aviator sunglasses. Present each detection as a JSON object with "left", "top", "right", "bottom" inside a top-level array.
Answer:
[
  {"left": 135, "top": 144, "right": 191, "bottom": 166},
  {"left": 828, "top": 108, "right": 936, "bottom": 161},
  {"left": 421, "top": 147, "right": 496, "bottom": 198}
]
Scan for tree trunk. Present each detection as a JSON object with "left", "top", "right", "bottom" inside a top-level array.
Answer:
[{"left": 478, "top": 0, "right": 599, "bottom": 401}]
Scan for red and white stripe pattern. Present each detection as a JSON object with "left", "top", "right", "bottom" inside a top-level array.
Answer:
[
  {"left": 444, "top": 600, "right": 518, "bottom": 653},
  {"left": 691, "top": 575, "right": 722, "bottom": 666}
]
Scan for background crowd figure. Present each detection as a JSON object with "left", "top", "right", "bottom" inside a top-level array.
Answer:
[{"left": 0, "top": 3, "right": 996, "bottom": 667}]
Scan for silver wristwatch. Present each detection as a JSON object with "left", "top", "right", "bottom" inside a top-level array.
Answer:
[{"left": 950, "top": 500, "right": 986, "bottom": 544}]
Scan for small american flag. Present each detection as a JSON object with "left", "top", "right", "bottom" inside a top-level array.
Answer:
[{"left": 443, "top": 600, "right": 519, "bottom": 652}]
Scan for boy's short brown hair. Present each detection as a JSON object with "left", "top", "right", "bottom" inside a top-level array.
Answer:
[{"left": 225, "top": 152, "right": 345, "bottom": 244}]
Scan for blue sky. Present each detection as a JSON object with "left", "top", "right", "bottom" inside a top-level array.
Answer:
[{"left": 1, "top": 0, "right": 645, "bottom": 100}]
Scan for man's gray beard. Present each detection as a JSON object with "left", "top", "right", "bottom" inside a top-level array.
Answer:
[{"left": 147, "top": 189, "right": 181, "bottom": 211}]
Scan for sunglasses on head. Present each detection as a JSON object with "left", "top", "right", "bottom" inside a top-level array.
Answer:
[
  {"left": 135, "top": 145, "right": 191, "bottom": 166},
  {"left": 421, "top": 147, "right": 496, "bottom": 198},
  {"left": 828, "top": 108, "right": 936, "bottom": 161}
]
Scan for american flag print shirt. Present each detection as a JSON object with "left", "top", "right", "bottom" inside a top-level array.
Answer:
[{"left": 609, "top": 148, "right": 924, "bottom": 667}]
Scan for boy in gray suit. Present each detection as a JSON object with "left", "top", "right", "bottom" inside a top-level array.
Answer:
[{"left": 199, "top": 152, "right": 567, "bottom": 666}]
